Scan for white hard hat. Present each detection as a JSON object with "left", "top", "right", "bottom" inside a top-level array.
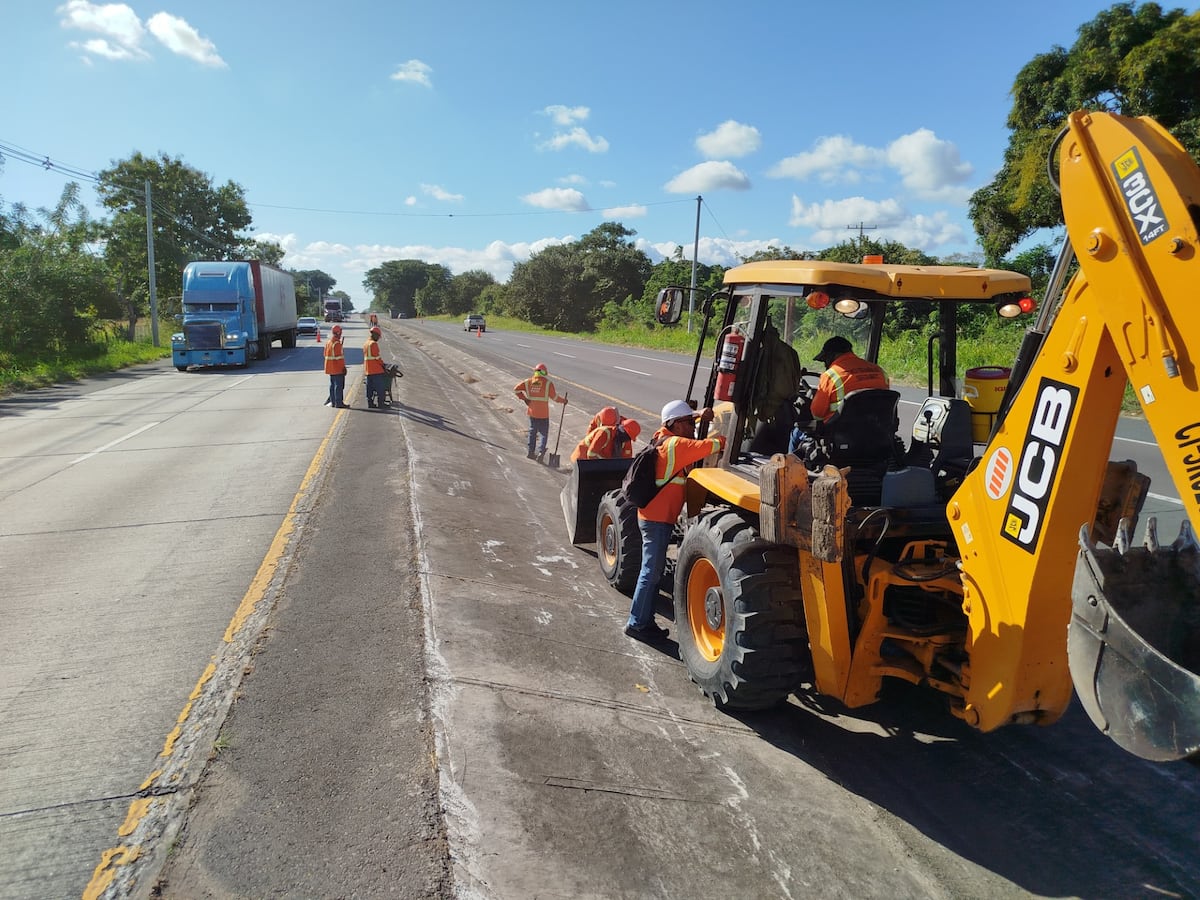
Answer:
[{"left": 661, "top": 400, "right": 697, "bottom": 425}]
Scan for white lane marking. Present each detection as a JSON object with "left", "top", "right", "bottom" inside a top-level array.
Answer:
[
  {"left": 70, "top": 422, "right": 160, "bottom": 466},
  {"left": 1148, "top": 491, "right": 1183, "bottom": 505},
  {"left": 614, "top": 365, "right": 654, "bottom": 377},
  {"left": 1113, "top": 434, "right": 1157, "bottom": 447},
  {"left": 553, "top": 351, "right": 574, "bottom": 359}
]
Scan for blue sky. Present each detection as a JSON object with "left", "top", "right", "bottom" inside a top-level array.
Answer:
[{"left": 1, "top": 1, "right": 1185, "bottom": 305}]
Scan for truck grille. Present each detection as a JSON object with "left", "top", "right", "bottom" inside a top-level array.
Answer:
[{"left": 184, "top": 323, "right": 224, "bottom": 349}]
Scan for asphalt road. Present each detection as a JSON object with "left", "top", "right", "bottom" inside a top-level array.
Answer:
[{"left": 2, "top": 318, "right": 1197, "bottom": 899}]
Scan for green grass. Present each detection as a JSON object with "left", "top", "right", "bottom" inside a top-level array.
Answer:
[
  {"left": 0, "top": 339, "right": 172, "bottom": 397},
  {"left": 449, "top": 313, "right": 1144, "bottom": 414}
]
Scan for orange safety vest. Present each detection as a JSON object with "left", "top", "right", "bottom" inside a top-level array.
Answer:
[
  {"left": 363, "top": 338, "right": 385, "bottom": 375},
  {"left": 323, "top": 337, "right": 346, "bottom": 375},
  {"left": 570, "top": 425, "right": 617, "bottom": 462},
  {"left": 514, "top": 375, "right": 558, "bottom": 419},
  {"left": 810, "top": 352, "right": 889, "bottom": 422},
  {"left": 638, "top": 427, "right": 725, "bottom": 524}
]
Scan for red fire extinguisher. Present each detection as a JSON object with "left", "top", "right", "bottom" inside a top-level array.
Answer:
[{"left": 715, "top": 327, "right": 745, "bottom": 402}]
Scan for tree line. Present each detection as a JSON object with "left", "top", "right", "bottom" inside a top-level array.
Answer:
[{"left": 3, "top": 3, "right": 1197, "bottom": 363}]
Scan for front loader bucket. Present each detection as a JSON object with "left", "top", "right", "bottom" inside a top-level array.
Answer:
[
  {"left": 560, "top": 458, "right": 632, "bottom": 545},
  {"left": 1069, "top": 519, "right": 1200, "bottom": 762}
]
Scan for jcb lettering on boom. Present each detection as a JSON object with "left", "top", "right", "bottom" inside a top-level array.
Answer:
[
  {"left": 1112, "top": 147, "right": 1168, "bottom": 245},
  {"left": 1176, "top": 422, "right": 1200, "bottom": 505},
  {"left": 1001, "top": 380, "right": 1078, "bottom": 553}
]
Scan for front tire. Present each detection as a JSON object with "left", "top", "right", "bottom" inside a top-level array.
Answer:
[
  {"left": 596, "top": 490, "right": 641, "bottom": 595},
  {"left": 674, "top": 509, "right": 810, "bottom": 710}
]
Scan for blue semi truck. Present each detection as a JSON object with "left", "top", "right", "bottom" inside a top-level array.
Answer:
[{"left": 172, "top": 260, "right": 298, "bottom": 370}]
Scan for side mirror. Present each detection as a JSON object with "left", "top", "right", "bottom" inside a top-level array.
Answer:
[{"left": 655, "top": 287, "right": 686, "bottom": 325}]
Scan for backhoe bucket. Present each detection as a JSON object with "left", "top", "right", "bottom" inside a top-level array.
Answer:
[
  {"left": 1069, "top": 519, "right": 1200, "bottom": 762},
  {"left": 560, "top": 458, "right": 632, "bottom": 545}
]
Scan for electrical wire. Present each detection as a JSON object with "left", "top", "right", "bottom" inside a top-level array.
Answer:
[{"left": 3, "top": 137, "right": 731, "bottom": 265}]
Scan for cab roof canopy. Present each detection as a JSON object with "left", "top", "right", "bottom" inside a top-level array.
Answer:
[{"left": 722, "top": 260, "right": 1031, "bottom": 302}]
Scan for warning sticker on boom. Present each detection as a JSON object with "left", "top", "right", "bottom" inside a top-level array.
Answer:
[{"left": 1112, "top": 146, "right": 1169, "bottom": 245}]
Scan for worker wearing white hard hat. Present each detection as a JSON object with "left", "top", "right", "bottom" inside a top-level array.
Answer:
[{"left": 624, "top": 399, "right": 725, "bottom": 642}]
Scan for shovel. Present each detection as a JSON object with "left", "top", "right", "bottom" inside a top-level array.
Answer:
[{"left": 547, "top": 396, "right": 567, "bottom": 469}]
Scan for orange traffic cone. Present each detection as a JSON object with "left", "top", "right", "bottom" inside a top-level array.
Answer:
[
  {"left": 315, "top": 327, "right": 322, "bottom": 343},
  {"left": 476, "top": 327, "right": 481, "bottom": 339}
]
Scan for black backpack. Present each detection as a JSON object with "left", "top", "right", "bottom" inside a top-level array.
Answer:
[{"left": 621, "top": 437, "right": 686, "bottom": 509}]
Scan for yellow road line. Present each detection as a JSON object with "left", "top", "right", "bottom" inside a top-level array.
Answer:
[{"left": 84, "top": 407, "right": 344, "bottom": 899}]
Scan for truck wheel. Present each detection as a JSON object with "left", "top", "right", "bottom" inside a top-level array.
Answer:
[
  {"left": 282, "top": 330, "right": 296, "bottom": 349},
  {"left": 674, "top": 509, "right": 810, "bottom": 710},
  {"left": 259, "top": 339, "right": 271, "bottom": 360},
  {"left": 176, "top": 365, "right": 187, "bottom": 372},
  {"left": 597, "top": 490, "right": 641, "bottom": 595}
]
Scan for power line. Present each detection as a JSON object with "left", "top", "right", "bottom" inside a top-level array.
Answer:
[{"left": 2, "top": 136, "right": 696, "bottom": 224}]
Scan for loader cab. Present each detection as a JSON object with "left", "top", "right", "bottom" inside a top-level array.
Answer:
[{"left": 658, "top": 260, "right": 1034, "bottom": 509}]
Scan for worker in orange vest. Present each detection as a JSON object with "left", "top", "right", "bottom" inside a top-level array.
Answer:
[
  {"left": 625, "top": 401, "right": 724, "bottom": 642},
  {"left": 570, "top": 407, "right": 642, "bottom": 461},
  {"left": 514, "top": 362, "right": 567, "bottom": 461},
  {"left": 323, "top": 324, "right": 348, "bottom": 408},
  {"left": 807, "top": 336, "right": 889, "bottom": 422},
  {"left": 364, "top": 325, "right": 386, "bottom": 408}
]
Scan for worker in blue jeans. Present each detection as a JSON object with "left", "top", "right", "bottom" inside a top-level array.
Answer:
[{"left": 625, "top": 401, "right": 725, "bottom": 641}]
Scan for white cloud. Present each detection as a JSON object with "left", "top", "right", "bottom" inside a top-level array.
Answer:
[
  {"left": 559, "top": 174, "right": 588, "bottom": 185},
  {"left": 664, "top": 161, "right": 751, "bottom": 193},
  {"left": 72, "top": 37, "right": 144, "bottom": 61},
  {"left": 146, "top": 12, "right": 225, "bottom": 67},
  {"left": 696, "top": 121, "right": 761, "bottom": 159},
  {"left": 542, "top": 105, "right": 589, "bottom": 126},
  {"left": 520, "top": 187, "right": 589, "bottom": 211},
  {"left": 391, "top": 59, "right": 432, "bottom": 87},
  {"left": 882, "top": 211, "right": 968, "bottom": 247},
  {"left": 788, "top": 195, "right": 905, "bottom": 231},
  {"left": 769, "top": 129, "right": 973, "bottom": 201},
  {"left": 538, "top": 127, "right": 609, "bottom": 153},
  {"left": 342, "top": 236, "right": 576, "bottom": 284},
  {"left": 602, "top": 205, "right": 647, "bottom": 219},
  {"left": 404, "top": 196, "right": 417, "bottom": 206},
  {"left": 886, "top": 129, "right": 973, "bottom": 200},
  {"left": 58, "top": 0, "right": 149, "bottom": 60},
  {"left": 787, "top": 196, "right": 966, "bottom": 248},
  {"left": 58, "top": 3, "right": 224, "bottom": 66},
  {"left": 421, "top": 183, "right": 464, "bottom": 202},
  {"left": 643, "top": 237, "right": 788, "bottom": 269},
  {"left": 769, "top": 135, "right": 884, "bottom": 182}
]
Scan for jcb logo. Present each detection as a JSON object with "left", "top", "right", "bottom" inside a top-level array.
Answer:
[
  {"left": 1112, "top": 147, "right": 1168, "bottom": 245},
  {"left": 1001, "top": 380, "right": 1078, "bottom": 553}
]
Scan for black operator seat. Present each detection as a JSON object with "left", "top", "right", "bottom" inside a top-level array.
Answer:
[{"left": 820, "top": 389, "right": 902, "bottom": 505}]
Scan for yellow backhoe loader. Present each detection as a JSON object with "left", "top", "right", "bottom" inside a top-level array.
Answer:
[{"left": 563, "top": 110, "right": 1200, "bottom": 762}]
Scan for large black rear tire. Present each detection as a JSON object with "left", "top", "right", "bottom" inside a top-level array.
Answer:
[
  {"left": 596, "top": 490, "right": 641, "bottom": 595},
  {"left": 674, "top": 509, "right": 810, "bottom": 710}
]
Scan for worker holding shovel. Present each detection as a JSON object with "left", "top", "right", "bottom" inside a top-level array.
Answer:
[{"left": 514, "top": 362, "right": 567, "bottom": 462}]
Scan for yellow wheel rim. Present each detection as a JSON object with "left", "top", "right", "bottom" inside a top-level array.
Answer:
[
  {"left": 599, "top": 512, "right": 618, "bottom": 568},
  {"left": 686, "top": 557, "right": 724, "bottom": 662}
]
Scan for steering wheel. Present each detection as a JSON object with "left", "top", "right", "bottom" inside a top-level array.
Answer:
[{"left": 797, "top": 368, "right": 819, "bottom": 404}]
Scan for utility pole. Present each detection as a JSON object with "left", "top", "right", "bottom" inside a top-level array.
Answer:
[
  {"left": 847, "top": 222, "right": 878, "bottom": 241},
  {"left": 689, "top": 195, "right": 701, "bottom": 333},
  {"left": 145, "top": 180, "right": 160, "bottom": 347}
]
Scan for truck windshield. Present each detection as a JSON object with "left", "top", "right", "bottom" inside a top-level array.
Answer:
[{"left": 185, "top": 302, "right": 239, "bottom": 312}]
